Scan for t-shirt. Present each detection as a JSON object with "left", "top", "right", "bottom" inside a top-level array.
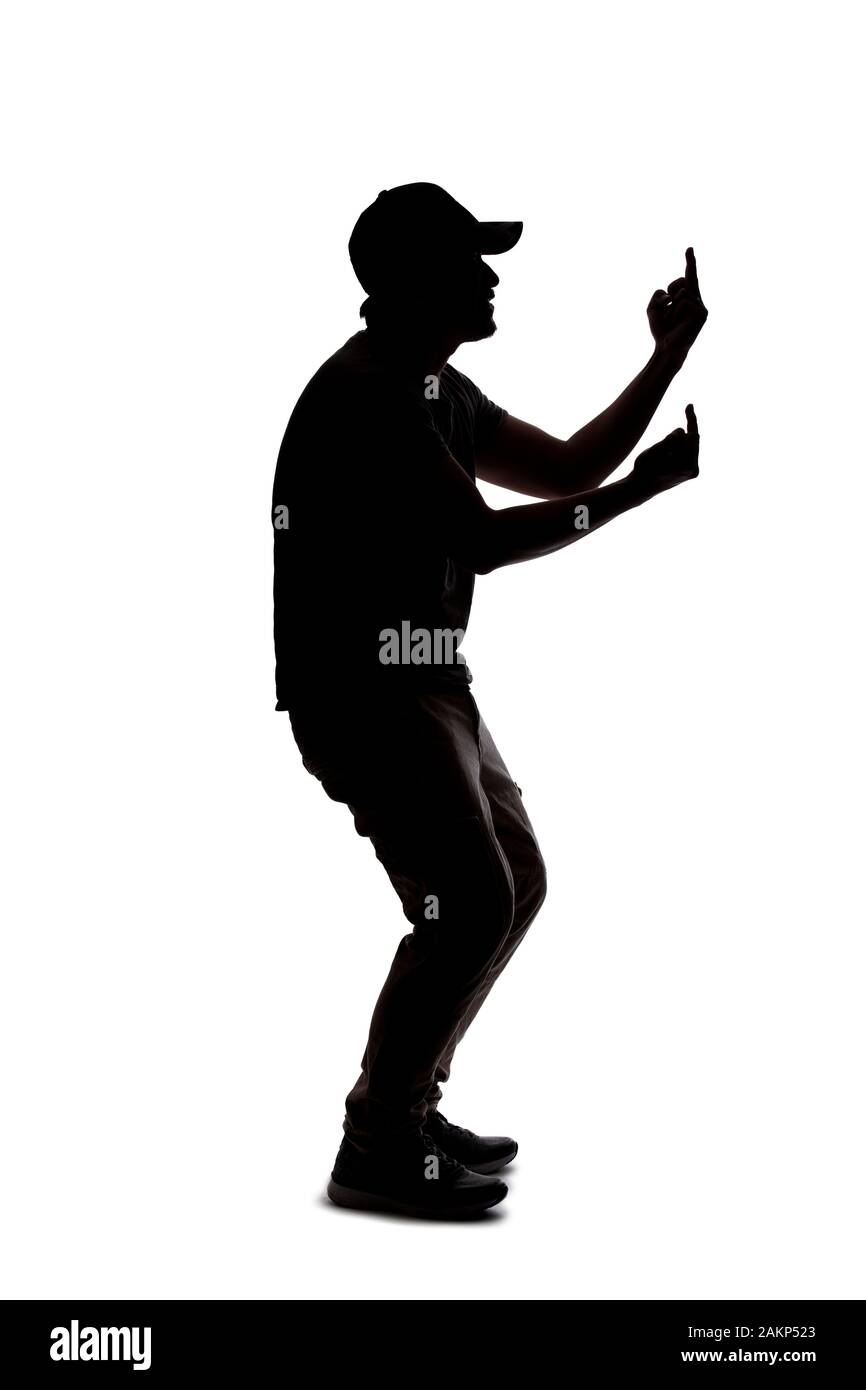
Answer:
[{"left": 272, "top": 328, "right": 506, "bottom": 709}]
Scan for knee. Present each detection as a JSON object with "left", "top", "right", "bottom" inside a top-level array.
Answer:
[
  {"left": 408, "top": 820, "right": 515, "bottom": 952},
  {"left": 467, "top": 849, "right": 516, "bottom": 956},
  {"left": 515, "top": 846, "right": 548, "bottom": 927},
  {"left": 454, "top": 842, "right": 516, "bottom": 964}
]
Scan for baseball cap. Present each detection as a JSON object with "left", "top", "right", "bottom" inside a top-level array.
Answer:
[{"left": 349, "top": 182, "right": 523, "bottom": 295}]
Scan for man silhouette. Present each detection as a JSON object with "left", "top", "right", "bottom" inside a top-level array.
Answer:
[{"left": 273, "top": 182, "right": 707, "bottom": 1218}]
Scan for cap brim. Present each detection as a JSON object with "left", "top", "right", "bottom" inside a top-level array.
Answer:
[{"left": 476, "top": 220, "right": 523, "bottom": 254}]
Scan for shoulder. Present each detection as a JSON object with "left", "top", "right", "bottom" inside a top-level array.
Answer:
[
  {"left": 441, "top": 363, "right": 502, "bottom": 416},
  {"left": 441, "top": 362, "right": 480, "bottom": 402},
  {"left": 441, "top": 363, "right": 506, "bottom": 444},
  {"left": 307, "top": 334, "right": 434, "bottom": 413},
  {"left": 300, "top": 332, "right": 379, "bottom": 403}
]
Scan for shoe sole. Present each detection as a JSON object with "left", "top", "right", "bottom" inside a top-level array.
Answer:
[
  {"left": 464, "top": 1143, "right": 518, "bottom": 1175},
  {"left": 326, "top": 1178, "right": 507, "bottom": 1219}
]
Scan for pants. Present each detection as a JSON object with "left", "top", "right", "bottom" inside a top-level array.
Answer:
[{"left": 287, "top": 685, "right": 547, "bottom": 1153}]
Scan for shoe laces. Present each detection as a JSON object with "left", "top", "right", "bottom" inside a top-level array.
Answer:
[
  {"left": 428, "top": 1111, "right": 472, "bottom": 1141},
  {"left": 421, "top": 1130, "right": 464, "bottom": 1177}
]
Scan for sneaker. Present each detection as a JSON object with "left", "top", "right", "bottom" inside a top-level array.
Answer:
[
  {"left": 423, "top": 1110, "right": 518, "bottom": 1174},
  {"left": 326, "top": 1131, "right": 508, "bottom": 1219}
]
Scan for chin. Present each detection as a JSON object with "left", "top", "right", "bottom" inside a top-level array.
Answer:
[{"left": 464, "top": 313, "right": 497, "bottom": 342}]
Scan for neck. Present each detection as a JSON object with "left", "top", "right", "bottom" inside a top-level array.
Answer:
[{"left": 365, "top": 317, "right": 462, "bottom": 378}]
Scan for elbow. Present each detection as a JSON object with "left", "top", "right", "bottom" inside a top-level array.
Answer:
[
  {"left": 468, "top": 526, "right": 502, "bottom": 577},
  {"left": 453, "top": 545, "right": 496, "bottom": 576},
  {"left": 449, "top": 509, "right": 500, "bottom": 576},
  {"left": 472, "top": 549, "right": 498, "bottom": 576}
]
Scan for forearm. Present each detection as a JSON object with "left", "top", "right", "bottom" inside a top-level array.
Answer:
[
  {"left": 560, "top": 345, "right": 683, "bottom": 493},
  {"left": 478, "top": 472, "right": 653, "bottom": 573}
]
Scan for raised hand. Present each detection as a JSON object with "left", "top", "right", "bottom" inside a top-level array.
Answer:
[
  {"left": 647, "top": 248, "right": 708, "bottom": 367},
  {"left": 632, "top": 404, "right": 700, "bottom": 496}
]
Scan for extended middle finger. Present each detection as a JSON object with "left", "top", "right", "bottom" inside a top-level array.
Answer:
[{"left": 685, "top": 246, "right": 701, "bottom": 297}]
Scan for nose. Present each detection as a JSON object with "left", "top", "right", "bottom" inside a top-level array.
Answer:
[{"left": 482, "top": 261, "right": 499, "bottom": 290}]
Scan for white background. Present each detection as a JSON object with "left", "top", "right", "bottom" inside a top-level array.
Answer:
[{"left": 2, "top": 1, "right": 863, "bottom": 1300}]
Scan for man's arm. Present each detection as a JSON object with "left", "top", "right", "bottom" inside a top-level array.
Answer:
[
  {"left": 422, "top": 405, "right": 700, "bottom": 575},
  {"left": 476, "top": 344, "right": 683, "bottom": 499},
  {"left": 476, "top": 247, "right": 708, "bottom": 499}
]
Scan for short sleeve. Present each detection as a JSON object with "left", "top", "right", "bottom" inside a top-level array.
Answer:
[
  {"left": 446, "top": 367, "right": 507, "bottom": 452},
  {"left": 473, "top": 388, "right": 507, "bottom": 451}
]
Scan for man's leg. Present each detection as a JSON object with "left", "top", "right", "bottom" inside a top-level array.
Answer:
[
  {"left": 425, "top": 700, "right": 548, "bottom": 1114},
  {"left": 290, "top": 687, "right": 517, "bottom": 1153}
]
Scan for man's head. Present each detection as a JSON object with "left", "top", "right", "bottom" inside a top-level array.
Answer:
[{"left": 349, "top": 183, "right": 522, "bottom": 344}]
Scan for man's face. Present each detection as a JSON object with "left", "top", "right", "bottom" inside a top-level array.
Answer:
[{"left": 424, "top": 249, "right": 500, "bottom": 342}]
